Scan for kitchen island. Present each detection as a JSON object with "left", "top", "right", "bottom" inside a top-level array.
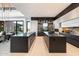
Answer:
[
  {"left": 43, "top": 32, "right": 66, "bottom": 53},
  {"left": 10, "top": 32, "right": 36, "bottom": 53}
]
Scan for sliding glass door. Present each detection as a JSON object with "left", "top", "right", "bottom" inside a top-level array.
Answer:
[{"left": 14, "top": 21, "right": 24, "bottom": 34}]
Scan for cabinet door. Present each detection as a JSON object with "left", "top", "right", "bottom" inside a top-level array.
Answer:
[
  {"left": 44, "top": 36, "right": 49, "bottom": 48},
  {"left": 11, "top": 37, "right": 28, "bottom": 52},
  {"left": 53, "top": 37, "right": 66, "bottom": 52},
  {"left": 62, "top": 18, "right": 79, "bottom": 27},
  {"left": 51, "top": 37, "right": 66, "bottom": 52}
]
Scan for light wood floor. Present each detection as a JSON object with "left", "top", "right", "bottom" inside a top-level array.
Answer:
[{"left": 0, "top": 36, "right": 79, "bottom": 56}]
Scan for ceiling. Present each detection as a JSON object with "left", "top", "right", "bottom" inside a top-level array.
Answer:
[
  {"left": 13, "top": 3, "right": 71, "bottom": 17},
  {"left": 0, "top": 10, "right": 24, "bottom": 18},
  {"left": 0, "top": 3, "right": 14, "bottom": 8},
  {"left": 0, "top": 3, "right": 25, "bottom": 21}
]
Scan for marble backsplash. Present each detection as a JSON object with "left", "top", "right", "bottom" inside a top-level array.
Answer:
[{"left": 69, "top": 27, "right": 79, "bottom": 36}]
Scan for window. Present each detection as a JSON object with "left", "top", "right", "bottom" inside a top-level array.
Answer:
[{"left": 13, "top": 21, "right": 24, "bottom": 34}]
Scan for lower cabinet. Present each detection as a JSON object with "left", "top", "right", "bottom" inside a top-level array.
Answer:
[
  {"left": 66, "top": 35, "right": 79, "bottom": 48},
  {"left": 43, "top": 35, "right": 49, "bottom": 49},
  {"left": 10, "top": 37, "right": 28, "bottom": 52},
  {"left": 49, "top": 37, "right": 66, "bottom": 53},
  {"left": 44, "top": 33, "right": 66, "bottom": 53},
  {"left": 28, "top": 33, "right": 36, "bottom": 49},
  {"left": 10, "top": 32, "right": 36, "bottom": 53}
]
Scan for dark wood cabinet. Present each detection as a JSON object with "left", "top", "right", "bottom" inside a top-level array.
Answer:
[
  {"left": 10, "top": 32, "right": 36, "bottom": 53},
  {"left": 49, "top": 37, "right": 66, "bottom": 53},
  {"left": 11, "top": 37, "right": 28, "bottom": 52},
  {"left": 66, "top": 34, "right": 79, "bottom": 48},
  {"left": 44, "top": 35, "right": 49, "bottom": 48},
  {"left": 43, "top": 32, "right": 66, "bottom": 53}
]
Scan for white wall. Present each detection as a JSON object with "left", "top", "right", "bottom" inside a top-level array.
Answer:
[
  {"left": 31, "top": 20, "right": 38, "bottom": 36},
  {"left": 53, "top": 18, "right": 61, "bottom": 29}
]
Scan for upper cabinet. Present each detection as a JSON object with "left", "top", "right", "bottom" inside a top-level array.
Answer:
[
  {"left": 62, "top": 17, "right": 79, "bottom": 27},
  {"left": 60, "top": 7, "right": 79, "bottom": 27},
  {"left": 59, "top": 7, "right": 79, "bottom": 21}
]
